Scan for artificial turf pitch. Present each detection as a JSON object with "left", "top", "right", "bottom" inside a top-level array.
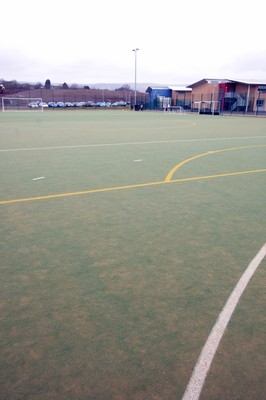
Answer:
[{"left": 0, "top": 110, "right": 266, "bottom": 399}]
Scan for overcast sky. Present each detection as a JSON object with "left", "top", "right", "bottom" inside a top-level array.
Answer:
[{"left": 1, "top": 0, "right": 266, "bottom": 88}]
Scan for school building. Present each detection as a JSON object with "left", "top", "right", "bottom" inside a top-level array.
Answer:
[{"left": 146, "top": 79, "right": 266, "bottom": 114}]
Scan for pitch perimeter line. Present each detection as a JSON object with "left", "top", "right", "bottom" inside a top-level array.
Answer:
[
  {"left": 0, "top": 168, "right": 266, "bottom": 205},
  {"left": 182, "top": 242, "right": 266, "bottom": 400}
]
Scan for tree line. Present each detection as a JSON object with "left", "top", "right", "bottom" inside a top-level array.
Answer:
[{"left": 0, "top": 79, "right": 133, "bottom": 93}]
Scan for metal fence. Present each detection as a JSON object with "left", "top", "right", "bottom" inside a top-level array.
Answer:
[{"left": 147, "top": 92, "right": 266, "bottom": 116}]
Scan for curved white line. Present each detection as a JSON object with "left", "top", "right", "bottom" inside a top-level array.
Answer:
[{"left": 182, "top": 243, "right": 266, "bottom": 400}]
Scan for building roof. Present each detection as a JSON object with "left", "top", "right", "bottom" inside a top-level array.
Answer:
[
  {"left": 146, "top": 85, "right": 191, "bottom": 93},
  {"left": 168, "top": 86, "right": 192, "bottom": 92},
  {"left": 188, "top": 79, "right": 230, "bottom": 88},
  {"left": 228, "top": 79, "right": 266, "bottom": 85},
  {"left": 146, "top": 86, "right": 171, "bottom": 93},
  {"left": 188, "top": 78, "right": 266, "bottom": 87}
]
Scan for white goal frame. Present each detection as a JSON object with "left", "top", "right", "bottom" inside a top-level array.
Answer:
[
  {"left": 1, "top": 97, "right": 44, "bottom": 112},
  {"left": 164, "top": 105, "right": 186, "bottom": 114},
  {"left": 193, "top": 100, "right": 220, "bottom": 115}
]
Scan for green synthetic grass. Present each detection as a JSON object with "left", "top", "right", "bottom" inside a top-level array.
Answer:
[{"left": 0, "top": 110, "right": 266, "bottom": 400}]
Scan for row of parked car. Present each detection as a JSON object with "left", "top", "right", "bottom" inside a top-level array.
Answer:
[{"left": 29, "top": 101, "right": 128, "bottom": 108}]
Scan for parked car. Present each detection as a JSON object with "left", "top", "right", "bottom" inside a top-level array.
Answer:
[
  {"left": 38, "top": 102, "right": 48, "bottom": 108},
  {"left": 112, "top": 101, "right": 127, "bottom": 107},
  {"left": 65, "top": 102, "right": 74, "bottom": 107},
  {"left": 56, "top": 102, "right": 65, "bottom": 108},
  {"left": 48, "top": 102, "right": 57, "bottom": 108},
  {"left": 85, "top": 101, "right": 95, "bottom": 107},
  {"left": 28, "top": 102, "right": 39, "bottom": 108}
]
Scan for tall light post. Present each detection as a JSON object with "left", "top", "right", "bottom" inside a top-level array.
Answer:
[{"left": 132, "top": 48, "right": 139, "bottom": 107}]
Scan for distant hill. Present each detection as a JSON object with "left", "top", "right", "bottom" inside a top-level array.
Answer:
[
  {"left": 85, "top": 83, "right": 178, "bottom": 92},
  {"left": 1, "top": 79, "right": 185, "bottom": 93},
  {"left": 47, "top": 82, "right": 151, "bottom": 92}
]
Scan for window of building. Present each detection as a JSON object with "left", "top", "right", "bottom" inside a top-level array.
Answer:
[{"left": 256, "top": 98, "right": 264, "bottom": 107}]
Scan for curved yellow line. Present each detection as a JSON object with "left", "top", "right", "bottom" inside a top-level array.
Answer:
[
  {"left": 164, "top": 144, "right": 266, "bottom": 182},
  {"left": 1, "top": 145, "right": 265, "bottom": 205}
]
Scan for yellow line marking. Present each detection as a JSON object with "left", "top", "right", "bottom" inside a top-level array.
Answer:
[
  {"left": 164, "top": 144, "right": 266, "bottom": 182},
  {"left": 1, "top": 144, "right": 265, "bottom": 205},
  {"left": 0, "top": 169, "right": 265, "bottom": 205},
  {"left": 170, "top": 169, "right": 266, "bottom": 184},
  {"left": 0, "top": 181, "right": 165, "bottom": 205}
]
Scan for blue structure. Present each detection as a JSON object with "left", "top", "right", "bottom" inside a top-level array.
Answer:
[
  {"left": 146, "top": 85, "right": 192, "bottom": 110},
  {"left": 146, "top": 86, "right": 172, "bottom": 110}
]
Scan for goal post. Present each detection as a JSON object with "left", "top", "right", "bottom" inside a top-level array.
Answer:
[
  {"left": 193, "top": 100, "right": 220, "bottom": 115},
  {"left": 1, "top": 97, "right": 44, "bottom": 112},
  {"left": 164, "top": 105, "right": 186, "bottom": 114}
]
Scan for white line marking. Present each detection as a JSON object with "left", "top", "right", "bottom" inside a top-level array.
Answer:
[
  {"left": 134, "top": 159, "right": 143, "bottom": 162},
  {"left": 182, "top": 242, "right": 266, "bottom": 400},
  {"left": 32, "top": 176, "right": 45, "bottom": 181},
  {"left": 1, "top": 136, "right": 266, "bottom": 152}
]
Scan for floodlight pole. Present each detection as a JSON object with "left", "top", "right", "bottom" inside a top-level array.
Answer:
[{"left": 132, "top": 48, "right": 139, "bottom": 107}]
